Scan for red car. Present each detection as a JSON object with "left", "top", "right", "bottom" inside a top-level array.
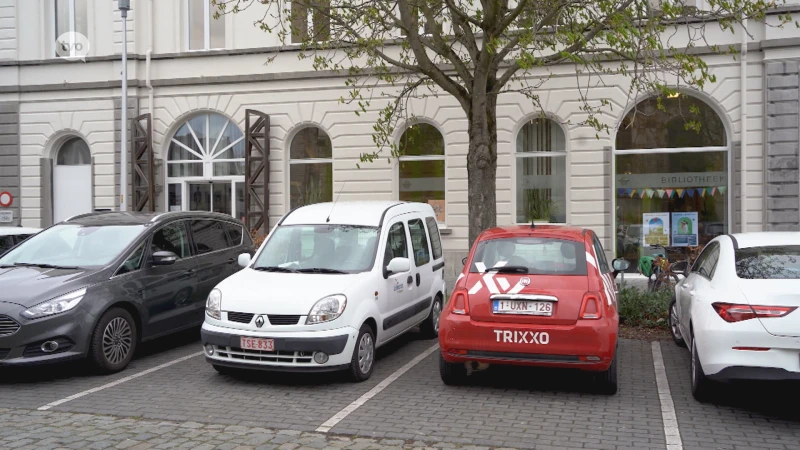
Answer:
[{"left": 438, "top": 225, "right": 629, "bottom": 394}]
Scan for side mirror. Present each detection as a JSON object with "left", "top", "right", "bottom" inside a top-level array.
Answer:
[
  {"left": 671, "top": 261, "right": 689, "bottom": 278},
  {"left": 237, "top": 253, "right": 251, "bottom": 268},
  {"left": 612, "top": 258, "right": 630, "bottom": 272},
  {"left": 152, "top": 251, "right": 178, "bottom": 266},
  {"left": 386, "top": 257, "right": 411, "bottom": 275}
]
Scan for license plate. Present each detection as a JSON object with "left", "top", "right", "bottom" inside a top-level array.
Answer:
[
  {"left": 492, "top": 300, "right": 553, "bottom": 316},
  {"left": 240, "top": 337, "right": 274, "bottom": 351}
]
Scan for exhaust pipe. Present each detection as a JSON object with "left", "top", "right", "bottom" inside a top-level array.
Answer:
[{"left": 41, "top": 341, "right": 59, "bottom": 353}]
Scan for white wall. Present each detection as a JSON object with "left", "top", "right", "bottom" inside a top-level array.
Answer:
[{"left": 0, "top": 0, "right": 15, "bottom": 61}]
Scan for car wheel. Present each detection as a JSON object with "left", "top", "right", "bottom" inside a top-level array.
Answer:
[
  {"left": 668, "top": 299, "right": 686, "bottom": 348},
  {"left": 420, "top": 296, "right": 443, "bottom": 339},
  {"left": 690, "top": 336, "right": 713, "bottom": 402},
  {"left": 349, "top": 324, "right": 375, "bottom": 382},
  {"left": 89, "top": 307, "right": 138, "bottom": 374},
  {"left": 439, "top": 352, "right": 467, "bottom": 386},
  {"left": 595, "top": 353, "right": 618, "bottom": 395}
]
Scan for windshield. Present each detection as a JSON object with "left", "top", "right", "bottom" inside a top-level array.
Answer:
[
  {"left": 735, "top": 246, "right": 800, "bottom": 279},
  {"left": 0, "top": 224, "right": 145, "bottom": 269},
  {"left": 470, "top": 237, "right": 588, "bottom": 275},
  {"left": 253, "top": 224, "right": 380, "bottom": 273}
]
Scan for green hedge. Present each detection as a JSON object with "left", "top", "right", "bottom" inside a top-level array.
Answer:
[{"left": 617, "top": 286, "right": 673, "bottom": 329}]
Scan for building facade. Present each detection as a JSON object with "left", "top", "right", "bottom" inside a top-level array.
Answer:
[{"left": 1, "top": 0, "right": 800, "bottom": 285}]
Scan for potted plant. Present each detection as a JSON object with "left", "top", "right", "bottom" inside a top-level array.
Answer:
[{"left": 525, "top": 189, "right": 558, "bottom": 223}]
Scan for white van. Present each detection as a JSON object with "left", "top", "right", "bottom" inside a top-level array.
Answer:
[{"left": 201, "top": 201, "right": 446, "bottom": 381}]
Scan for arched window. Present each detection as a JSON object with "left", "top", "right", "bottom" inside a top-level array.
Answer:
[
  {"left": 614, "top": 94, "right": 729, "bottom": 271},
  {"left": 166, "top": 113, "right": 245, "bottom": 218},
  {"left": 289, "top": 127, "right": 333, "bottom": 209},
  {"left": 515, "top": 118, "right": 567, "bottom": 223},
  {"left": 398, "top": 123, "right": 446, "bottom": 222},
  {"left": 56, "top": 137, "right": 91, "bottom": 165}
]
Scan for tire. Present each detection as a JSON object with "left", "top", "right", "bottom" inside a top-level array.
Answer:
[
  {"left": 439, "top": 352, "right": 467, "bottom": 386},
  {"left": 668, "top": 299, "right": 687, "bottom": 348},
  {"left": 419, "top": 296, "right": 443, "bottom": 339},
  {"left": 595, "top": 353, "right": 618, "bottom": 395},
  {"left": 690, "top": 336, "right": 713, "bottom": 402},
  {"left": 349, "top": 324, "right": 375, "bottom": 382},
  {"left": 89, "top": 307, "right": 138, "bottom": 374}
]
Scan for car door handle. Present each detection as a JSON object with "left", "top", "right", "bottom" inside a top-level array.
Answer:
[
  {"left": 416, "top": 273, "right": 420, "bottom": 287},
  {"left": 407, "top": 275, "right": 413, "bottom": 285},
  {"left": 227, "top": 257, "right": 236, "bottom": 264}
]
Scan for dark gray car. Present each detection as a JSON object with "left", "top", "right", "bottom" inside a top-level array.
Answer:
[{"left": 0, "top": 211, "right": 254, "bottom": 373}]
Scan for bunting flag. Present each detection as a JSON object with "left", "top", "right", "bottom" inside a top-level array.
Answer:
[
  {"left": 718, "top": 186, "right": 727, "bottom": 195},
  {"left": 676, "top": 189, "right": 684, "bottom": 198},
  {"left": 711, "top": 187, "right": 717, "bottom": 196},
  {"left": 687, "top": 189, "right": 695, "bottom": 198},
  {"left": 666, "top": 189, "right": 674, "bottom": 198},
  {"left": 630, "top": 189, "right": 637, "bottom": 198},
  {"left": 618, "top": 185, "right": 728, "bottom": 199},
  {"left": 656, "top": 189, "right": 665, "bottom": 198},
  {"left": 645, "top": 189, "right": 654, "bottom": 198}
]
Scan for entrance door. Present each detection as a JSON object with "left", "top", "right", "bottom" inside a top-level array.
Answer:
[
  {"left": 187, "top": 182, "right": 241, "bottom": 217},
  {"left": 53, "top": 137, "right": 92, "bottom": 223}
]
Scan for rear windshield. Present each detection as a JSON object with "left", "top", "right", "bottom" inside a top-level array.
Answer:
[
  {"left": 735, "top": 246, "right": 800, "bottom": 279},
  {"left": 469, "top": 237, "right": 587, "bottom": 275}
]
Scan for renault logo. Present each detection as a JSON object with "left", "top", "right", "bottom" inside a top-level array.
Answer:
[{"left": 255, "top": 315, "right": 265, "bottom": 328}]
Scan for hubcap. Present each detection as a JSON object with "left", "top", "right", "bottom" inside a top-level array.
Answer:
[
  {"left": 357, "top": 332, "right": 374, "bottom": 374},
  {"left": 691, "top": 341, "right": 697, "bottom": 383},
  {"left": 432, "top": 300, "right": 442, "bottom": 333},
  {"left": 102, "top": 317, "right": 132, "bottom": 365},
  {"left": 670, "top": 304, "right": 681, "bottom": 339}
]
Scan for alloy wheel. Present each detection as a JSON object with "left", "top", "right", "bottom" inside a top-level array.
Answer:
[
  {"left": 670, "top": 303, "right": 682, "bottom": 340},
  {"left": 432, "top": 300, "right": 442, "bottom": 333},
  {"left": 102, "top": 317, "right": 133, "bottom": 365},
  {"left": 358, "top": 332, "right": 374, "bottom": 374}
]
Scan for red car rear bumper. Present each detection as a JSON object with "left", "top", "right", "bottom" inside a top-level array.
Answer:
[{"left": 439, "top": 313, "right": 618, "bottom": 372}]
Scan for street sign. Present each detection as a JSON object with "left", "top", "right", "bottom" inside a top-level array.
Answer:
[
  {"left": 0, "top": 191, "right": 11, "bottom": 207},
  {"left": 0, "top": 211, "right": 12, "bottom": 223}
]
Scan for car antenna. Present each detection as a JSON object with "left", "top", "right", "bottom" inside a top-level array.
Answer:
[{"left": 326, "top": 181, "right": 347, "bottom": 223}]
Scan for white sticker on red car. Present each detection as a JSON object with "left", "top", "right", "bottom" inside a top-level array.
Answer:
[{"left": 494, "top": 330, "right": 550, "bottom": 344}]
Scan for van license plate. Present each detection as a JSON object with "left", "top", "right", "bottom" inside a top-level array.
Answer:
[
  {"left": 240, "top": 337, "right": 274, "bottom": 351},
  {"left": 493, "top": 300, "right": 553, "bottom": 316}
]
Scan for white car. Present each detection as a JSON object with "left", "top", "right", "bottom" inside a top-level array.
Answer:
[
  {"left": 669, "top": 232, "right": 800, "bottom": 401},
  {"left": 0, "top": 227, "right": 41, "bottom": 255},
  {"left": 201, "top": 201, "right": 446, "bottom": 381}
]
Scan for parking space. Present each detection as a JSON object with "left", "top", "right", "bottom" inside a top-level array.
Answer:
[{"left": 1, "top": 334, "right": 800, "bottom": 449}]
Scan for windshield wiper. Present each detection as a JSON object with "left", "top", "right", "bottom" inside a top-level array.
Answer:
[
  {"left": 13, "top": 262, "right": 81, "bottom": 270},
  {"left": 484, "top": 265, "right": 529, "bottom": 274},
  {"left": 296, "top": 268, "right": 347, "bottom": 274},
  {"left": 252, "top": 266, "right": 299, "bottom": 273}
]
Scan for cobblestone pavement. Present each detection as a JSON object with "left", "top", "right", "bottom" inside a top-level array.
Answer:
[{"left": 0, "top": 327, "right": 799, "bottom": 450}]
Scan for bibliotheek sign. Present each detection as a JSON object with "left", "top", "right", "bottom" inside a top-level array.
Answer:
[{"left": 616, "top": 172, "right": 727, "bottom": 189}]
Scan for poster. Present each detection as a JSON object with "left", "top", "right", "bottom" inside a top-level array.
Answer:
[
  {"left": 428, "top": 199, "right": 445, "bottom": 222},
  {"left": 672, "top": 212, "right": 699, "bottom": 247},
  {"left": 642, "top": 213, "right": 670, "bottom": 247}
]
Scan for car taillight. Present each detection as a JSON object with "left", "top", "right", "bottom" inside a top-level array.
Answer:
[
  {"left": 451, "top": 289, "right": 469, "bottom": 315},
  {"left": 579, "top": 292, "right": 602, "bottom": 320},
  {"left": 712, "top": 302, "right": 797, "bottom": 323}
]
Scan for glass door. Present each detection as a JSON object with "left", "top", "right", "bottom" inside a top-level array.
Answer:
[{"left": 184, "top": 181, "right": 239, "bottom": 217}]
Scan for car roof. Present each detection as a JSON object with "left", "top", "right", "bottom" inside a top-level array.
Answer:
[
  {"left": 478, "top": 225, "right": 588, "bottom": 242},
  {"left": 61, "top": 211, "right": 241, "bottom": 227},
  {"left": 281, "top": 201, "right": 433, "bottom": 227},
  {"left": 728, "top": 232, "right": 800, "bottom": 249},
  {"left": 0, "top": 227, "right": 42, "bottom": 236}
]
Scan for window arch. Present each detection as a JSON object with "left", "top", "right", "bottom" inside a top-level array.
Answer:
[
  {"left": 56, "top": 137, "right": 91, "bottom": 165},
  {"left": 166, "top": 113, "right": 245, "bottom": 217},
  {"left": 515, "top": 118, "right": 567, "bottom": 223},
  {"left": 289, "top": 126, "right": 333, "bottom": 209},
  {"left": 398, "top": 123, "right": 446, "bottom": 222}
]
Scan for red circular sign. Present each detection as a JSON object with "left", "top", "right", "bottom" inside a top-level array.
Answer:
[{"left": 0, "top": 192, "right": 11, "bottom": 208}]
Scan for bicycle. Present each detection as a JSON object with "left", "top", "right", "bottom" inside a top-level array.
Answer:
[{"left": 639, "top": 245, "right": 701, "bottom": 292}]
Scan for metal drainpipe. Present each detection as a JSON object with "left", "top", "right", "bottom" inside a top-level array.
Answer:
[
  {"left": 147, "top": 0, "right": 153, "bottom": 116},
  {"left": 740, "top": 20, "right": 748, "bottom": 233}
]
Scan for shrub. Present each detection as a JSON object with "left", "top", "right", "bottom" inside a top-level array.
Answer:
[
  {"left": 250, "top": 229, "right": 266, "bottom": 248},
  {"left": 617, "top": 286, "right": 673, "bottom": 329}
]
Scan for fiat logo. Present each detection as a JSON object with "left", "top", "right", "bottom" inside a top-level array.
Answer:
[
  {"left": 255, "top": 315, "right": 265, "bottom": 328},
  {"left": 520, "top": 277, "right": 531, "bottom": 286}
]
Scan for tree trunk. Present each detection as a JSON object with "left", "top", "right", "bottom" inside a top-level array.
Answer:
[{"left": 466, "top": 93, "right": 498, "bottom": 248}]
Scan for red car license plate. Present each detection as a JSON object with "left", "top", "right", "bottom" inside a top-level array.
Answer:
[{"left": 240, "top": 337, "right": 274, "bottom": 351}]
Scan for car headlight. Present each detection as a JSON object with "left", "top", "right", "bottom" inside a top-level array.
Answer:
[
  {"left": 206, "top": 289, "right": 222, "bottom": 320},
  {"left": 306, "top": 294, "right": 347, "bottom": 324},
  {"left": 22, "top": 288, "right": 87, "bottom": 319}
]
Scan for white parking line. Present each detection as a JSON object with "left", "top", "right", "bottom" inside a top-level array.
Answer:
[
  {"left": 651, "top": 342, "right": 683, "bottom": 450},
  {"left": 316, "top": 343, "right": 439, "bottom": 433},
  {"left": 37, "top": 351, "right": 202, "bottom": 411}
]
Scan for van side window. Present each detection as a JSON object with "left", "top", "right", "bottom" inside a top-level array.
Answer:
[
  {"left": 425, "top": 217, "right": 443, "bottom": 260},
  {"left": 152, "top": 222, "right": 190, "bottom": 258},
  {"left": 408, "top": 219, "right": 431, "bottom": 266},
  {"left": 117, "top": 244, "right": 146, "bottom": 276},
  {"left": 383, "top": 222, "right": 408, "bottom": 268},
  {"left": 191, "top": 220, "right": 228, "bottom": 254},
  {"left": 224, "top": 222, "right": 244, "bottom": 246}
]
